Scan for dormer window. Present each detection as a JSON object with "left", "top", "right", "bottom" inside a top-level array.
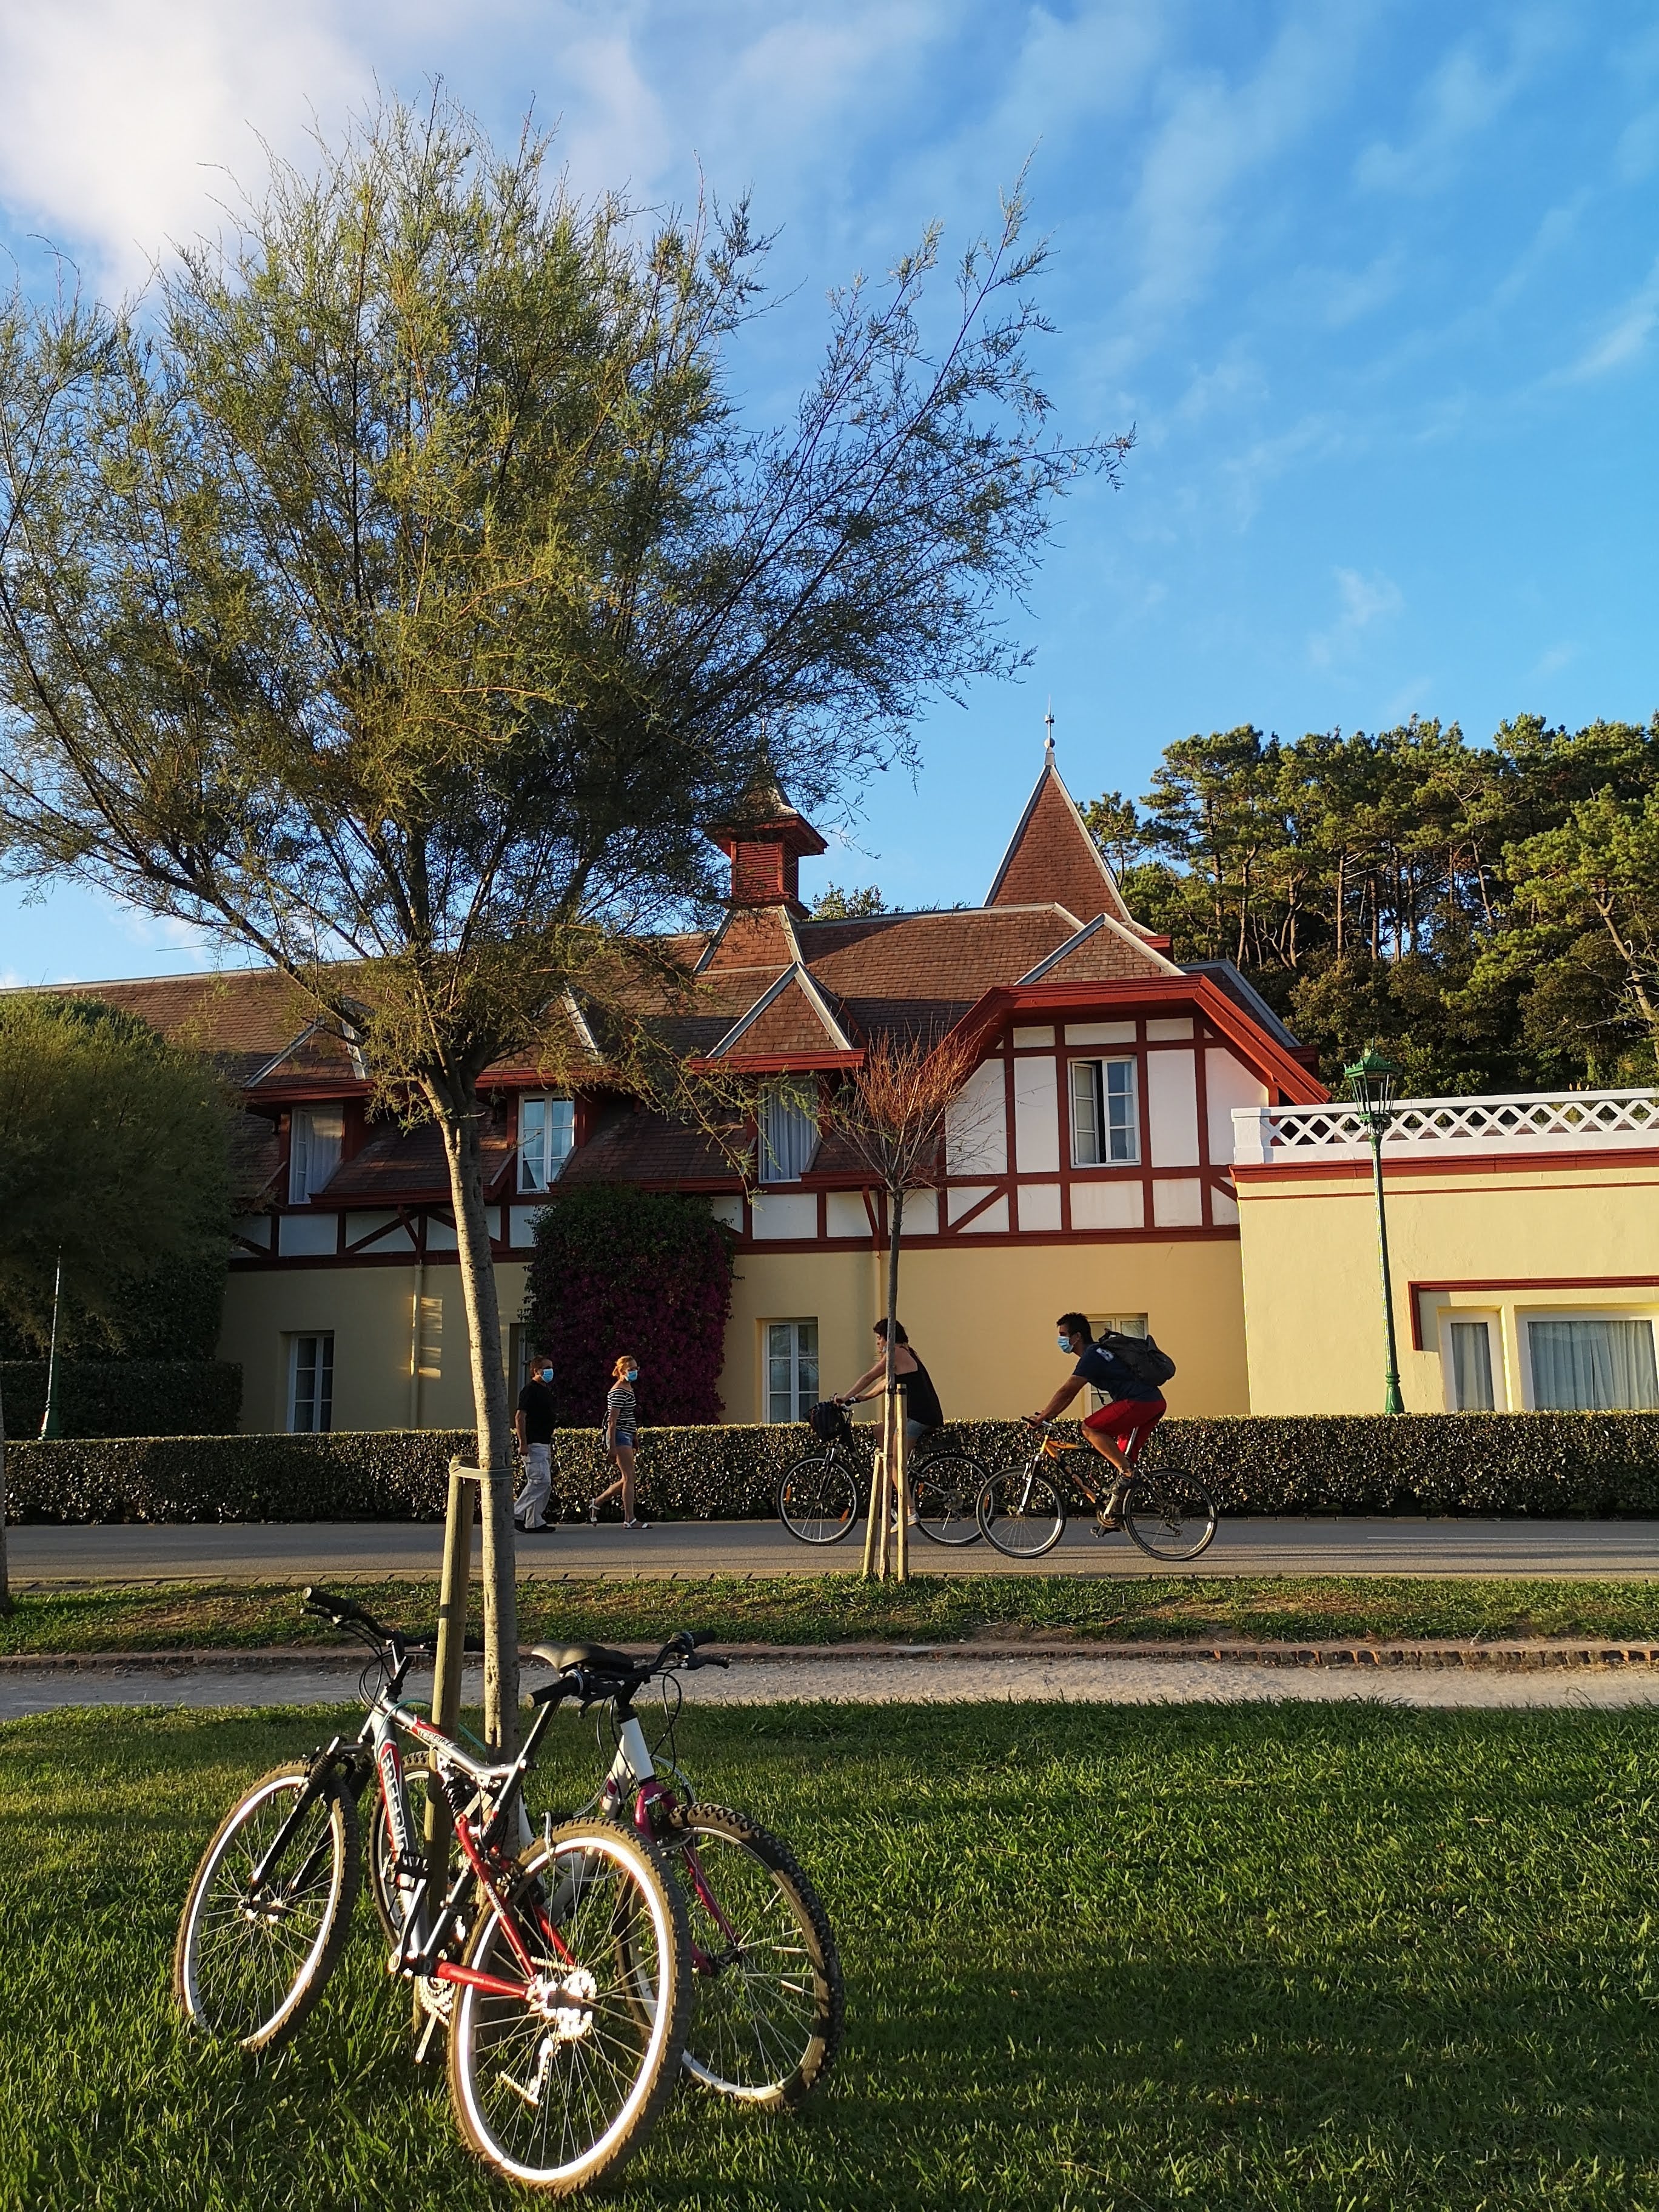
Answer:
[
  {"left": 288, "top": 1106, "right": 344, "bottom": 1203},
  {"left": 518, "top": 1095, "right": 575, "bottom": 1192},
  {"left": 759, "top": 1082, "right": 819, "bottom": 1184}
]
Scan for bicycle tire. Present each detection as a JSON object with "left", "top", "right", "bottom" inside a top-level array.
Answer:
[
  {"left": 657, "top": 1803, "right": 843, "bottom": 2109},
  {"left": 447, "top": 1820, "right": 691, "bottom": 2195},
  {"left": 1122, "top": 1463, "right": 1218, "bottom": 1561},
  {"left": 173, "top": 1761, "right": 359, "bottom": 2053},
  {"left": 976, "top": 1466, "right": 1067, "bottom": 1559},
  {"left": 777, "top": 1455, "right": 860, "bottom": 1545},
  {"left": 911, "top": 1453, "right": 985, "bottom": 1547}
]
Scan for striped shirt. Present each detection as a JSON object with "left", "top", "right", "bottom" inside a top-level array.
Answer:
[{"left": 606, "top": 1381, "right": 637, "bottom": 1431}]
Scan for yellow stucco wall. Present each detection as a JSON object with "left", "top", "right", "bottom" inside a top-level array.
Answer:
[
  {"left": 1236, "top": 1158, "right": 1659, "bottom": 1413},
  {"left": 221, "top": 1239, "right": 1249, "bottom": 1431},
  {"left": 722, "top": 1239, "right": 1248, "bottom": 1423},
  {"left": 220, "top": 1262, "right": 529, "bottom": 1433}
]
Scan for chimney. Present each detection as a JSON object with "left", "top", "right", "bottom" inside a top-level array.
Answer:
[{"left": 708, "top": 785, "right": 827, "bottom": 917}]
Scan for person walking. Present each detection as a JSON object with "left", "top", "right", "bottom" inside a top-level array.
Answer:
[
  {"left": 591, "top": 1352, "right": 649, "bottom": 1529},
  {"left": 513, "top": 1352, "right": 557, "bottom": 1534},
  {"left": 836, "top": 1317, "right": 943, "bottom": 1524}
]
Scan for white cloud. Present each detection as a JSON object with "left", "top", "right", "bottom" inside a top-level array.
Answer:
[
  {"left": 1307, "top": 566, "right": 1403, "bottom": 668},
  {"left": 1561, "top": 252, "right": 1659, "bottom": 380},
  {"left": 1529, "top": 641, "right": 1578, "bottom": 681},
  {"left": 1356, "top": 15, "right": 1563, "bottom": 197}
]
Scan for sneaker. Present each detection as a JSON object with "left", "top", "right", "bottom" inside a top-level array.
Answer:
[
  {"left": 521, "top": 1518, "right": 549, "bottom": 1534},
  {"left": 587, "top": 1501, "right": 598, "bottom": 1525}
]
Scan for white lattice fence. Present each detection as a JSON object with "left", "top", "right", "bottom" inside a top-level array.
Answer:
[{"left": 1232, "top": 1089, "right": 1659, "bottom": 1164}]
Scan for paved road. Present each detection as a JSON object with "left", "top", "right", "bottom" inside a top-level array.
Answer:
[
  {"left": 8, "top": 1516, "right": 1659, "bottom": 1583},
  {"left": 5, "top": 1651, "right": 1659, "bottom": 1717}
]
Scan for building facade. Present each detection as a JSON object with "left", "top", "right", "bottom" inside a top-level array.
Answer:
[{"left": 71, "top": 743, "right": 1329, "bottom": 1433}]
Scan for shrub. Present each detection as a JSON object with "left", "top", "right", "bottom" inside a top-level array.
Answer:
[
  {"left": 0, "top": 1360, "right": 241, "bottom": 1440},
  {"left": 11, "top": 1410, "right": 1659, "bottom": 1523},
  {"left": 524, "top": 1184, "right": 736, "bottom": 1427}
]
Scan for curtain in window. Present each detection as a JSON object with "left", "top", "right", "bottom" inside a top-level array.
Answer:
[
  {"left": 766, "top": 1320, "right": 818, "bottom": 1421},
  {"left": 1449, "top": 1321, "right": 1496, "bottom": 1411},
  {"left": 289, "top": 1108, "right": 343, "bottom": 1202},
  {"left": 1527, "top": 1318, "right": 1659, "bottom": 1410},
  {"left": 760, "top": 1085, "right": 818, "bottom": 1182},
  {"left": 518, "top": 1097, "right": 574, "bottom": 1191}
]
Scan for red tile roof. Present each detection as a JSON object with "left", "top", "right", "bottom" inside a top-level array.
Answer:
[{"left": 985, "top": 751, "right": 1149, "bottom": 932}]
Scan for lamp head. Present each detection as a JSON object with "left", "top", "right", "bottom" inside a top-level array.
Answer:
[{"left": 1342, "top": 1044, "right": 1404, "bottom": 1120}]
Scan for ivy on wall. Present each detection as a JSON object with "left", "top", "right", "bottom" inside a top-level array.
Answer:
[{"left": 523, "top": 1185, "right": 737, "bottom": 1427}]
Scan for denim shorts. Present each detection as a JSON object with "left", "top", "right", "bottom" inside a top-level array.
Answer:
[{"left": 612, "top": 1428, "right": 637, "bottom": 1451}]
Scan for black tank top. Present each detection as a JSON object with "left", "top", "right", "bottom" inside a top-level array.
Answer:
[{"left": 898, "top": 1356, "right": 943, "bottom": 1431}]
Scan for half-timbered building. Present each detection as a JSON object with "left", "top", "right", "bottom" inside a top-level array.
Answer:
[{"left": 67, "top": 740, "right": 1330, "bottom": 1431}]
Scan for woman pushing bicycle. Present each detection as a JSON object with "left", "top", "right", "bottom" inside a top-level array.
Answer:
[{"left": 1026, "top": 1312, "right": 1170, "bottom": 1531}]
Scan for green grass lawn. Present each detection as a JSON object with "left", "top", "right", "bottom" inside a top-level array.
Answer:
[
  {"left": 8, "top": 1570, "right": 1659, "bottom": 1655},
  {"left": 4, "top": 1700, "right": 1659, "bottom": 2210}
]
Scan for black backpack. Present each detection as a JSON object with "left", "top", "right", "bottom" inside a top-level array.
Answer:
[
  {"left": 1096, "top": 1329, "right": 1177, "bottom": 1389},
  {"left": 807, "top": 1401, "right": 853, "bottom": 1445}
]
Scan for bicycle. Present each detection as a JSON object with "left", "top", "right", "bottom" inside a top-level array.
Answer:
[
  {"left": 174, "top": 1587, "right": 691, "bottom": 2196},
  {"left": 370, "top": 1631, "right": 845, "bottom": 2112},
  {"left": 777, "top": 1402, "right": 985, "bottom": 1547},
  {"left": 976, "top": 1419, "right": 1218, "bottom": 1562}
]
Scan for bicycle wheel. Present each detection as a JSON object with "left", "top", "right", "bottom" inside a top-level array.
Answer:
[
  {"left": 1122, "top": 1463, "right": 1218, "bottom": 1562},
  {"left": 447, "top": 1820, "right": 690, "bottom": 2195},
  {"left": 173, "top": 1761, "right": 359, "bottom": 2052},
  {"left": 976, "top": 1466, "right": 1067, "bottom": 1559},
  {"left": 911, "top": 1453, "right": 985, "bottom": 1547},
  {"left": 659, "top": 1803, "right": 843, "bottom": 2109},
  {"left": 777, "top": 1455, "right": 859, "bottom": 1545}
]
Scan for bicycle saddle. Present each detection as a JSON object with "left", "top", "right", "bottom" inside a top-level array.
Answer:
[{"left": 531, "top": 1641, "right": 641, "bottom": 1676}]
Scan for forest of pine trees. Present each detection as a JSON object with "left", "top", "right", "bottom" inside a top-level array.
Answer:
[{"left": 1082, "top": 715, "right": 1659, "bottom": 1096}]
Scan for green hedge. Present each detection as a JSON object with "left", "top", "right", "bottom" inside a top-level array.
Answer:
[
  {"left": 10, "top": 1412, "right": 1659, "bottom": 1523},
  {"left": 0, "top": 1361, "right": 241, "bottom": 1440}
]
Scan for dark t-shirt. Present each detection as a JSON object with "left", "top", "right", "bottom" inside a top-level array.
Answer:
[
  {"left": 517, "top": 1378, "right": 556, "bottom": 1445},
  {"left": 897, "top": 1356, "right": 943, "bottom": 1432},
  {"left": 1073, "top": 1340, "right": 1162, "bottom": 1404}
]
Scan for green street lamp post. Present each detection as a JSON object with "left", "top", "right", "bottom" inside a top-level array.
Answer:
[{"left": 1344, "top": 1047, "right": 1406, "bottom": 1415}]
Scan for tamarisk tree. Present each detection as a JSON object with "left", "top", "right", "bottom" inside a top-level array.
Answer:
[{"left": 0, "top": 95, "right": 1123, "bottom": 1740}]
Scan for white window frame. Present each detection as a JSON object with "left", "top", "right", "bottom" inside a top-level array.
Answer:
[
  {"left": 1085, "top": 1313, "right": 1147, "bottom": 1410},
  {"left": 287, "top": 1331, "right": 335, "bottom": 1433},
  {"left": 288, "top": 1106, "right": 344, "bottom": 1204},
  {"left": 1521, "top": 1309, "right": 1659, "bottom": 1412},
  {"left": 1070, "top": 1057, "right": 1139, "bottom": 1167},
  {"left": 517, "top": 1095, "right": 575, "bottom": 1193},
  {"left": 764, "top": 1319, "right": 819, "bottom": 1422},
  {"left": 759, "top": 1082, "right": 819, "bottom": 1185},
  {"left": 1437, "top": 1310, "right": 1503, "bottom": 1412}
]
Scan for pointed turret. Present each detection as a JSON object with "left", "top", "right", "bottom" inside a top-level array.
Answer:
[{"left": 984, "top": 725, "right": 1153, "bottom": 934}]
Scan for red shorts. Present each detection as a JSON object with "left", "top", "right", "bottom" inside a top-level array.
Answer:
[{"left": 1082, "top": 1396, "right": 1165, "bottom": 1463}]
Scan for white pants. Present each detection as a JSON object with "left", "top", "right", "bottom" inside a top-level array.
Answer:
[{"left": 515, "top": 1441, "right": 552, "bottom": 1526}]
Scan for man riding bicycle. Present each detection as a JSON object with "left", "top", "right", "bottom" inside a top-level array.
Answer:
[{"left": 1025, "top": 1313, "right": 1167, "bottom": 1532}]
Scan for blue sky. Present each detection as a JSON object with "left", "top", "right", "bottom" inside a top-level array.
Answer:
[{"left": 1, "top": 0, "right": 1657, "bottom": 977}]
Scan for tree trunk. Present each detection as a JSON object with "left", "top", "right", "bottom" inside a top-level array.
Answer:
[
  {"left": 431, "top": 1079, "right": 518, "bottom": 1754},
  {"left": 888, "top": 1188, "right": 907, "bottom": 1585}
]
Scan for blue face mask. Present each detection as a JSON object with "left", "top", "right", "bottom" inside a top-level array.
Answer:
[
  {"left": 538, "top": 1368, "right": 553, "bottom": 1383},
  {"left": 626, "top": 1367, "right": 638, "bottom": 1382},
  {"left": 1057, "top": 1335, "right": 1072, "bottom": 1351}
]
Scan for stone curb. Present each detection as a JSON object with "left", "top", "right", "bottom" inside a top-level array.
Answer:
[{"left": 7, "top": 1638, "right": 1659, "bottom": 1673}]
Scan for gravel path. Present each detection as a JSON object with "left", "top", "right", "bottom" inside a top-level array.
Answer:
[{"left": 8, "top": 1652, "right": 1659, "bottom": 1717}]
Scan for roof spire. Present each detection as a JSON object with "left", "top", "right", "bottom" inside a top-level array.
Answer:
[{"left": 1044, "top": 699, "right": 1055, "bottom": 759}]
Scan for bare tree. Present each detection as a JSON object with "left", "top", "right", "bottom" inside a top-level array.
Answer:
[{"left": 817, "top": 1025, "right": 984, "bottom": 1580}]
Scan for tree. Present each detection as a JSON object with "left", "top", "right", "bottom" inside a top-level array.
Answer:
[
  {"left": 0, "top": 994, "right": 232, "bottom": 1609},
  {"left": 808, "top": 883, "right": 887, "bottom": 919},
  {"left": 0, "top": 96, "right": 1121, "bottom": 1743},
  {"left": 817, "top": 1025, "right": 982, "bottom": 1581}
]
